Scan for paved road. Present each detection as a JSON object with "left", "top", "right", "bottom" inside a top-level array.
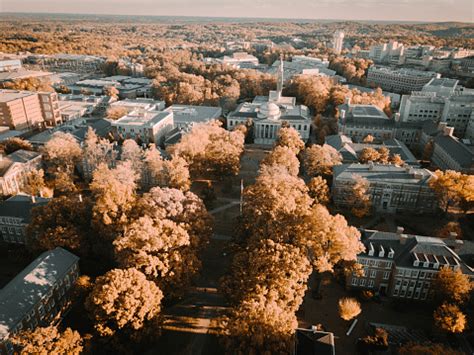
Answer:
[{"left": 209, "top": 201, "right": 240, "bottom": 215}]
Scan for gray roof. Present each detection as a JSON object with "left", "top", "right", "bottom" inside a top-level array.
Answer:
[
  {"left": 7, "top": 149, "right": 40, "bottom": 164},
  {"left": 295, "top": 329, "right": 335, "bottom": 355},
  {"left": 0, "top": 248, "right": 79, "bottom": 340},
  {"left": 333, "top": 163, "right": 434, "bottom": 185},
  {"left": 361, "top": 229, "right": 474, "bottom": 276},
  {"left": 0, "top": 195, "right": 50, "bottom": 221},
  {"left": 167, "top": 105, "right": 222, "bottom": 125},
  {"left": 434, "top": 135, "right": 474, "bottom": 168}
]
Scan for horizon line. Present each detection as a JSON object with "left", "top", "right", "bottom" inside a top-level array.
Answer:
[{"left": 0, "top": 11, "right": 471, "bottom": 25}]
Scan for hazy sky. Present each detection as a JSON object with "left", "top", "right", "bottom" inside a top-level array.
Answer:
[{"left": 1, "top": 0, "right": 473, "bottom": 22}]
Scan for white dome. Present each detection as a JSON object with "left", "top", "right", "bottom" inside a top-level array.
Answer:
[{"left": 258, "top": 102, "right": 281, "bottom": 119}]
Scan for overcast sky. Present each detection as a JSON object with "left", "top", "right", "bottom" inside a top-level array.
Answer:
[{"left": 1, "top": 0, "right": 473, "bottom": 22}]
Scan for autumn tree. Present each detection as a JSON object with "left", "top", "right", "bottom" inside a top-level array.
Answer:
[
  {"left": 0, "top": 137, "right": 33, "bottom": 155},
  {"left": 347, "top": 175, "right": 372, "bottom": 218},
  {"left": 307, "top": 176, "right": 330, "bottom": 205},
  {"left": 429, "top": 170, "right": 474, "bottom": 213},
  {"left": 42, "top": 132, "right": 82, "bottom": 176},
  {"left": 26, "top": 195, "right": 93, "bottom": 256},
  {"left": 436, "top": 221, "right": 462, "bottom": 239},
  {"left": 358, "top": 147, "right": 380, "bottom": 164},
  {"left": 86, "top": 268, "right": 163, "bottom": 337},
  {"left": 11, "top": 326, "right": 83, "bottom": 355},
  {"left": 362, "top": 134, "right": 374, "bottom": 143},
  {"left": 338, "top": 297, "right": 362, "bottom": 321},
  {"left": 432, "top": 266, "right": 473, "bottom": 304},
  {"left": 261, "top": 145, "right": 300, "bottom": 176},
  {"left": 103, "top": 85, "right": 119, "bottom": 98},
  {"left": 82, "top": 128, "right": 117, "bottom": 181},
  {"left": 90, "top": 162, "right": 138, "bottom": 240},
  {"left": 378, "top": 147, "right": 390, "bottom": 164},
  {"left": 114, "top": 216, "right": 194, "bottom": 294},
  {"left": 299, "top": 204, "right": 364, "bottom": 273},
  {"left": 142, "top": 146, "right": 191, "bottom": 191},
  {"left": 168, "top": 120, "right": 245, "bottom": 178},
  {"left": 241, "top": 165, "right": 312, "bottom": 243},
  {"left": 389, "top": 154, "right": 404, "bottom": 166},
  {"left": 48, "top": 170, "right": 77, "bottom": 197},
  {"left": 120, "top": 139, "right": 143, "bottom": 177},
  {"left": 22, "top": 169, "right": 48, "bottom": 197},
  {"left": 303, "top": 144, "right": 342, "bottom": 177},
  {"left": 433, "top": 303, "right": 466, "bottom": 334},
  {"left": 274, "top": 126, "right": 305, "bottom": 155},
  {"left": 106, "top": 106, "right": 128, "bottom": 120}
]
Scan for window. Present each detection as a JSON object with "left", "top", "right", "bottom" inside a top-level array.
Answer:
[
  {"left": 38, "top": 305, "right": 45, "bottom": 318},
  {"left": 360, "top": 279, "right": 366, "bottom": 286},
  {"left": 368, "top": 280, "right": 375, "bottom": 288},
  {"left": 351, "top": 278, "right": 358, "bottom": 286},
  {"left": 383, "top": 271, "right": 390, "bottom": 280},
  {"left": 393, "top": 289, "right": 399, "bottom": 296},
  {"left": 419, "top": 271, "right": 425, "bottom": 279},
  {"left": 411, "top": 270, "right": 419, "bottom": 278},
  {"left": 370, "top": 270, "right": 377, "bottom": 278}
]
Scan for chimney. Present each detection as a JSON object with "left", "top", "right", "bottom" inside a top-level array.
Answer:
[
  {"left": 438, "top": 122, "right": 447, "bottom": 131},
  {"left": 396, "top": 226, "right": 405, "bottom": 235},
  {"left": 78, "top": 194, "right": 83, "bottom": 203},
  {"left": 31, "top": 195, "right": 36, "bottom": 204},
  {"left": 448, "top": 232, "right": 458, "bottom": 240},
  {"left": 400, "top": 234, "right": 408, "bottom": 245},
  {"left": 394, "top": 113, "right": 401, "bottom": 122},
  {"left": 344, "top": 97, "right": 351, "bottom": 105},
  {"left": 340, "top": 109, "right": 346, "bottom": 120},
  {"left": 368, "top": 161, "right": 374, "bottom": 170},
  {"left": 443, "top": 126, "right": 454, "bottom": 137},
  {"left": 453, "top": 240, "right": 464, "bottom": 253}
]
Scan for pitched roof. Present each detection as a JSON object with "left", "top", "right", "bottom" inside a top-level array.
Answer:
[
  {"left": 0, "top": 195, "right": 50, "bottom": 221},
  {"left": 434, "top": 135, "right": 474, "bottom": 168},
  {"left": 0, "top": 248, "right": 79, "bottom": 340}
]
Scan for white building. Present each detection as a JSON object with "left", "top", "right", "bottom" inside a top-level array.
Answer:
[
  {"left": 0, "top": 60, "right": 22, "bottom": 72},
  {"left": 369, "top": 41, "right": 405, "bottom": 63},
  {"left": 110, "top": 98, "right": 165, "bottom": 113},
  {"left": 367, "top": 67, "right": 440, "bottom": 94},
  {"left": 267, "top": 57, "right": 336, "bottom": 82},
  {"left": 0, "top": 150, "right": 42, "bottom": 196},
  {"left": 227, "top": 61, "right": 311, "bottom": 145},
  {"left": 205, "top": 52, "right": 259, "bottom": 69},
  {"left": 332, "top": 31, "right": 344, "bottom": 54},
  {"left": 165, "top": 105, "right": 222, "bottom": 129},
  {"left": 112, "top": 109, "right": 174, "bottom": 144}
]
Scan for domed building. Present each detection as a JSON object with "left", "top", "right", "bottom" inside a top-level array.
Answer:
[{"left": 226, "top": 60, "right": 311, "bottom": 145}]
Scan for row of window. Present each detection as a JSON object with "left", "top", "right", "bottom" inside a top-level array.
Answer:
[
  {"left": 396, "top": 268, "right": 435, "bottom": 279},
  {"left": 351, "top": 277, "right": 375, "bottom": 288},
  {"left": 358, "top": 258, "right": 393, "bottom": 268}
]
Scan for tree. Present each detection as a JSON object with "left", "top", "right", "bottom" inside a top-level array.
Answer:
[
  {"left": 42, "top": 132, "right": 82, "bottom": 175},
  {"left": 106, "top": 106, "right": 128, "bottom": 120},
  {"left": 26, "top": 195, "right": 93, "bottom": 256},
  {"left": 103, "top": 85, "right": 119, "bottom": 98},
  {"left": 362, "top": 134, "right": 374, "bottom": 143},
  {"left": 22, "top": 169, "right": 47, "bottom": 197},
  {"left": 429, "top": 170, "right": 474, "bottom": 213},
  {"left": 49, "top": 170, "right": 77, "bottom": 197},
  {"left": 358, "top": 147, "right": 380, "bottom": 164},
  {"left": 436, "top": 221, "right": 462, "bottom": 239},
  {"left": 90, "top": 162, "right": 138, "bottom": 240},
  {"left": 274, "top": 127, "right": 305, "bottom": 155},
  {"left": 86, "top": 268, "right": 163, "bottom": 337},
  {"left": 303, "top": 144, "right": 342, "bottom": 177},
  {"left": 299, "top": 204, "right": 364, "bottom": 273},
  {"left": 338, "top": 297, "right": 361, "bottom": 321},
  {"left": 241, "top": 165, "right": 312, "bottom": 243},
  {"left": 432, "top": 266, "right": 473, "bottom": 304},
  {"left": 114, "top": 216, "right": 194, "bottom": 294},
  {"left": 389, "top": 154, "right": 404, "bottom": 166},
  {"left": 11, "top": 326, "right": 83, "bottom": 355},
  {"left": 82, "top": 128, "right": 117, "bottom": 181},
  {"left": 347, "top": 175, "right": 372, "bottom": 218},
  {"left": 0, "top": 137, "right": 33, "bottom": 155},
  {"left": 142, "top": 146, "right": 191, "bottom": 191},
  {"left": 399, "top": 342, "right": 463, "bottom": 355},
  {"left": 433, "top": 303, "right": 466, "bottom": 334},
  {"left": 307, "top": 176, "right": 330, "bottom": 205},
  {"left": 121, "top": 139, "right": 143, "bottom": 177},
  {"left": 168, "top": 120, "right": 245, "bottom": 178},
  {"left": 261, "top": 145, "right": 300, "bottom": 176},
  {"left": 377, "top": 147, "right": 390, "bottom": 164}
]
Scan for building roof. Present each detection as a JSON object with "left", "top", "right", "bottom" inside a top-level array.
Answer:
[
  {"left": 0, "top": 150, "right": 41, "bottom": 177},
  {"left": 434, "top": 135, "right": 474, "bottom": 169},
  {"left": 295, "top": 329, "right": 336, "bottom": 355},
  {"left": 112, "top": 109, "right": 172, "bottom": 128},
  {"left": 0, "top": 247, "right": 79, "bottom": 340},
  {"left": 360, "top": 229, "right": 474, "bottom": 276},
  {"left": 0, "top": 70, "right": 52, "bottom": 82},
  {"left": 369, "top": 66, "right": 438, "bottom": 78},
  {"left": 167, "top": 105, "right": 222, "bottom": 125},
  {"left": 0, "top": 90, "right": 36, "bottom": 103},
  {"left": 333, "top": 163, "right": 434, "bottom": 186},
  {"left": 0, "top": 194, "right": 50, "bottom": 221}
]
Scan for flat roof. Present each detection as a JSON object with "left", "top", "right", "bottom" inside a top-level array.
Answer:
[
  {"left": 0, "top": 90, "right": 36, "bottom": 103},
  {"left": 0, "top": 247, "right": 79, "bottom": 340},
  {"left": 113, "top": 110, "right": 172, "bottom": 127}
]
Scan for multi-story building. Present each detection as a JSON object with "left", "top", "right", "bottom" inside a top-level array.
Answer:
[
  {"left": 27, "top": 54, "right": 105, "bottom": 73},
  {"left": 227, "top": 61, "right": 311, "bottom": 145},
  {"left": 0, "top": 247, "right": 80, "bottom": 354},
  {"left": 0, "top": 150, "right": 42, "bottom": 196},
  {"left": 325, "top": 134, "right": 418, "bottom": 166},
  {"left": 110, "top": 98, "right": 165, "bottom": 114},
  {"left": 0, "top": 60, "right": 22, "bottom": 72},
  {"left": 333, "top": 163, "right": 437, "bottom": 214},
  {"left": 332, "top": 31, "right": 344, "bottom": 54},
  {"left": 369, "top": 41, "right": 405, "bottom": 63},
  {"left": 111, "top": 109, "right": 174, "bottom": 145},
  {"left": 205, "top": 52, "right": 259, "bottom": 69},
  {"left": 367, "top": 67, "right": 440, "bottom": 94},
  {"left": 431, "top": 129, "right": 474, "bottom": 174},
  {"left": 440, "top": 94, "right": 474, "bottom": 138},
  {"left": 399, "top": 92, "right": 445, "bottom": 123},
  {"left": 267, "top": 58, "right": 336, "bottom": 82},
  {"left": 347, "top": 228, "right": 474, "bottom": 300},
  {"left": 165, "top": 105, "right": 222, "bottom": 129},
  {"left": 0, "top": 90, "right": 62, "bottom": 130},
  {"left": 0, "top": 195, "right": 50, "bottom": 244}
]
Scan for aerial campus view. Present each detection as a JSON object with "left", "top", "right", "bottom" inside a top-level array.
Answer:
[{"left": 0, "top": 0, "right": 473, "bottom": 354}]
